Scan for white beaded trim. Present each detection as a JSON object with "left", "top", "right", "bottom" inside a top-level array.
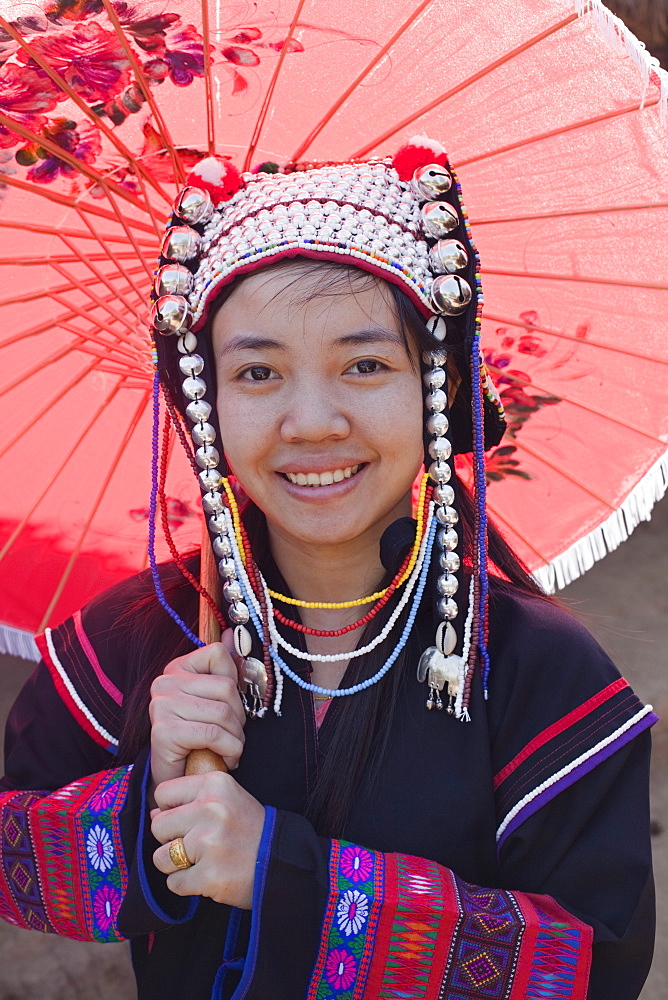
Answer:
[
  {"left": 44, "top": 628, "right": 118, "bottom": 748},
  {"left": 495, "top": 704, "right": 656, "bottom": 843}
]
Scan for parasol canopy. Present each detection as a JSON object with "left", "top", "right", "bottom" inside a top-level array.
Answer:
[{"left": 0, "top": 0, "right": 667, "bottom": 658}]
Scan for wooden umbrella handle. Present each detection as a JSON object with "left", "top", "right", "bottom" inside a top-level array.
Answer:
[{"left": 185, "top": 525, "right": 228, "bottom": 776}]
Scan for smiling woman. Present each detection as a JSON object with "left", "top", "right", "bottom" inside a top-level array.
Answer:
[{"left": 0, "top": 142, "right": 658, "bottom": 1000}]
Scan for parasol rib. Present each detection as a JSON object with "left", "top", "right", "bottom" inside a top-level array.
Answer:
[
  {"left": 0, "top": 111, "right": 157, "bottom": 217},
  {"left": 472, "top": 200, "right": 668, "bottom": 226},
  {"left": 49, "top": 296, "right": 148, "bottom": 358},
  {"left": 483, "top": 311, "right": 668, "bottom": 366},
  {"left": 36, "top": 389, "right": 151, "bottom": 632},
  {"left": 0, "top": 254, "right": 147, "bottom": 267},
  {"left": 0, "top": 13, "right": 173, "bottom": 209},
  {"left": 351, "top": 14, "right": 578, "bottom": 158},
  {"left": 484, "top": 498, "right": 550, "bottom": 564},
  {"left": 75, "top": 209, "right": 153, "bottom": 304},
  {"left": 0, "top": 357, "right": 103, "bottom": 463},
  {"left": 0, "top": 173, "right": 156, "bottom": 235},
  {"left": 0, "top": 293, "right": 146, "bottom": 357},
  {"left": 47, "top": 277, "right": 145, "bottom": 341},
  {"left": 101, "top": 0, "right": 185, "bottom": 187},
  {"left": 290, "top": 0, "right": 434, "bottom": 163},
  {"left": 457, "top": 95, "right": 661, "bottom": 166},
  {"left": 0, "top": 218, "right": 156, "bottom": 247},
  {"left": 244, "top": 0, "right": 310, "bottom": 172},
  {"left": 484, "top": 363, "right": 667, "bottom": 446},
  {"left": 201, "top": 0, "right": 215, "bottom": 154},
  {"left": 484, "top": 266, "right": 668, "bottom": 292},
  {"left": 0, "top": 378, "right": 125, "bottom": 566},
  {"left": 58, "top": 319, "right": 146, "bottom": 368},
  {"left": 56, "top": 238, "right": 145, "bottom": 324},
  {"left": 82, "top": 193, "right": 157, "bottom": 281},
  {"left": 0, "top": 267, "right": 144, "bottom": 309},
  {"left": 509, "top": 439, "right": 617, "bottom": 508}
]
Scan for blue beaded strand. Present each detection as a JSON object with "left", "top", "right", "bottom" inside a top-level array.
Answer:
[
  {"left": 470, "top": 334, "right": 491, "bottom": 696},
  {"left": 148, "top": 370, "right": 204, "bottom": 649},
  {"left": 239, "top": 517, "right": 436, "bottom": 698}
]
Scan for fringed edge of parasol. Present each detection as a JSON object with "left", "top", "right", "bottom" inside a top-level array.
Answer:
[
  {"left": 0, "top": 623, "right": 40, "bottom": 662},
  {"left": 533, "top": 448, "right": 668, "bottom": 593},
  {"left": 575, "top": 0, "right": 668, "bottom": 124}
]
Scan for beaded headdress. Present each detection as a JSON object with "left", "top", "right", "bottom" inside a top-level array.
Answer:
[{"left": 150, "top": 136, "right": 505, "bottom": 720}]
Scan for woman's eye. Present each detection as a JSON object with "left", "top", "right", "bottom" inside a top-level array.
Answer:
[
  {"left": 348, "top": 359, "right": 385, "bottom": 375},
  {"left": 241, "top": 365, "right": 276, "bottom": 381}
]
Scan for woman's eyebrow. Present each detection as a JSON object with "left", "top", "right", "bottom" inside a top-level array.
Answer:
[
  {"left": 335, "top": 328, "right": 404, "bottom": 348},
  {"left": 218, "top": 334, "right": 285, "bottom": 356}
]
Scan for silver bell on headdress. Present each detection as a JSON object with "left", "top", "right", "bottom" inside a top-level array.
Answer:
[
  {"left": 421, "top": 201, "right": 459, "bottom": 238},
  {"left": 431, "top": 275, "right": 472, "bottom": 315},
  {"left": 151, "top": 294, "right": 191, "bottom": 335},
  {"left": 428, "top": 239, "right": 468, "bottom": 275},
  {"left": 411, "top": 163, "right": 452, "bottom": 199},
  {"left": 155, "top": 264, "right": 195, "bottom": 297},
  {"left": 173, "top": 186, "right": 214, "bottom": 226},
  {"left": 161, "top": 226, "right": 202, "bottom": 263}
]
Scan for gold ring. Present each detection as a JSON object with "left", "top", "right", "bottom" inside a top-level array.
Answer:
[{"left": 168, "top": 837, "right": 193, "bottom": 870}]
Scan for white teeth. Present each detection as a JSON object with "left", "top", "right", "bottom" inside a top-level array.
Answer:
[{"left": 285, "top": 464, "right": 361, "bottom": 486}]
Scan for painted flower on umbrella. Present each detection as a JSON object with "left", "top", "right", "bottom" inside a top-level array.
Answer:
[
  {"left": 336, "top": 889, "right": 369, "bottom": 937},
  {"left": 324, "top": 947, "right": 357, "bottom": 991},
  {"left": 340, "top": 845, "right": 373, "bottom": 883},
  {"left": 0, "top": 64, "right": 59, "bottom": 149},
  {"left": 86, "top": 824, "right": 115, "bottom": 872},
  {"left": 15, "top": 118, "right": 101, "bottom": 184},
  {"left": 92, "top": 884, "right": 122, "bottom": 933},
  {"left": 19, "top": 21, "right": 132, "bottom": 103}
]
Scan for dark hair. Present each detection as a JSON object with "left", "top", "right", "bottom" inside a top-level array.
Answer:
[{"left": 117, "top": 260, "right": 547, "bottom": 837}]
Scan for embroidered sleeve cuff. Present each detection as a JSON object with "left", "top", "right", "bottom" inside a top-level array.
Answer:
[
  {"left": 0, "top": 766, "right": 132, "bottom": 942},
  {"left": 307, "top": 843, "right": 593, "bottom": 1000}
]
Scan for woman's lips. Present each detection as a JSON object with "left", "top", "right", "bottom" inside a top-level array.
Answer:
[
  {"left": 282, "top": 463, "right": 362, "bottom": 487},
  {"left": 276, "top": 463, "right": 368, "bottom": 498}
]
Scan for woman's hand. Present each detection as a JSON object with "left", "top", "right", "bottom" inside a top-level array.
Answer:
[
  {"left": 149, "top": 636, "right": 246, "bottom": 789},
  {"left": 151, "top": 770, "right": 265, "bottom": 909}
]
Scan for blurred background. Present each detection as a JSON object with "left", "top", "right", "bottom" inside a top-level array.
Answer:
[{"left": 0, "top": 0, "right": 666, "bottom": 996}]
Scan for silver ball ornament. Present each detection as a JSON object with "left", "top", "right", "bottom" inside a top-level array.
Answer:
[
  {"left": 199, "top": 468, "right": 222, "bottom": 491},
  {"left": 202, "top": 491, "right": 225, "bottom": 513},
  {"left": 431, "top": 275, "right": 472, "bottom": 316},
  {"left": 429, "top": 459, "right": 451, "bottom": 484},
  {"left": 427, "top": 412, "right": 449, "bottom": 436},
  {"left": 429, "top": 437, "right": 452, "bottom": 461},
  {"left": 437, "top": 597, "right": 459, "bottom": 620},
  {"left": 438, "top": 527, "right": 458, "bottom": 551},
  {"left": 435, "top": 483, "right": 455, "bottom": 505},
  {"left": 228, "top": 602, "right": 250, "bottom": 625},
  {"left": 423, "top": 367, "right": 445, "bottom": 390},
  {"left": 213, "top": 534, "right": 233, "bottom": 558},
  {"left": 179, "top": 353, "right": 204, "bottom": 376},
  {"left": 173, "top": 185, "right": 214, "bottom": 225},
  {"left": 182, "top": 375, "right": 207, "bottom": 400},
  {"left": 421, "top": 201, "right": 459, "bottom": 238},
  {"left": 223, "top": 580, "right": 243, "bottom": 603},
  {"left": 196, "top": 445, "right": 220, "bottom": 469},
  {"left": 161, "top": 226, "right": 201, "bottom": 263},
  {"left": 191, "top": 421, "right": 216, "bottom": 446},
  {"left": 154, "top": 264, "right": 194, "bottom": 297},
  {"left": 439, "top": 550, "right": 460, "bottom": 573},
  {"left": 428, "top": 239, "right": 468, "bottom": 275},
  {"left": 186, "top": 398, "right": 212, "bottom": 423},
  {"left": 437, "top": 573, "right": 459, "bottom": 596},
  {"left": 152, "top": 295, "right": 191, "bottom": 335},
  {"left": 411, "top": 163, "right": 452, "bottom": 199}
]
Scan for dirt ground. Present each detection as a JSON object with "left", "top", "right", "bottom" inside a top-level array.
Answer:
[{"left": 0, "top": 500, "right": 666, "bottom": 999}]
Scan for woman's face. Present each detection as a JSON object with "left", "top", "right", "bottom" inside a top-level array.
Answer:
[{"left": 211, "top": 264, "right": 425, "bottom": 554}]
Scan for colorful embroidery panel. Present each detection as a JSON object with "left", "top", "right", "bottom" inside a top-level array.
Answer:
[
  {"left": 0, "top": 766, "right": 132, "bottom": 942},
  {"left": 307, "top": 845, "right": 592, "bottom": 1000}
]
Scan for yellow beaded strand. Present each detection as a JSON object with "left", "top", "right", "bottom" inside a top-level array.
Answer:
[
  {"left": 221, "top": 478, "right": 247, "bottom": 565},
  {"left": 266, "top": 473, "right": 431, "bottom": 610}
]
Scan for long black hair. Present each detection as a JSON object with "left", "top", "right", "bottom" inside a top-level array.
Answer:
[{"left": 116, "top": 261, "right": 547, "bottom": 837}]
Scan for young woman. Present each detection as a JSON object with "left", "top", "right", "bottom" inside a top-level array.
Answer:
[{"left": 0, "top": 140, "right": 657, "bottom": 1000}]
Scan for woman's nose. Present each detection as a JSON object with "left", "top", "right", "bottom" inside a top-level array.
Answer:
[{"left": 279, "top": 378, "right": 350, "bottom": 442}]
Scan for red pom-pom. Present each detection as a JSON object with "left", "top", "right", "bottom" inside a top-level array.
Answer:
[
  {"left": 186, "top": 156, "right": 242, "bottom": 203},
  {"left": 392, "top": 135, "right": 448, "bottom": 181}
]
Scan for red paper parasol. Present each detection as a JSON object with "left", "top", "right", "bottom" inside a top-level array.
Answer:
[{"left": 0, "top": 0, "right": 666, "bottom": 659}]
